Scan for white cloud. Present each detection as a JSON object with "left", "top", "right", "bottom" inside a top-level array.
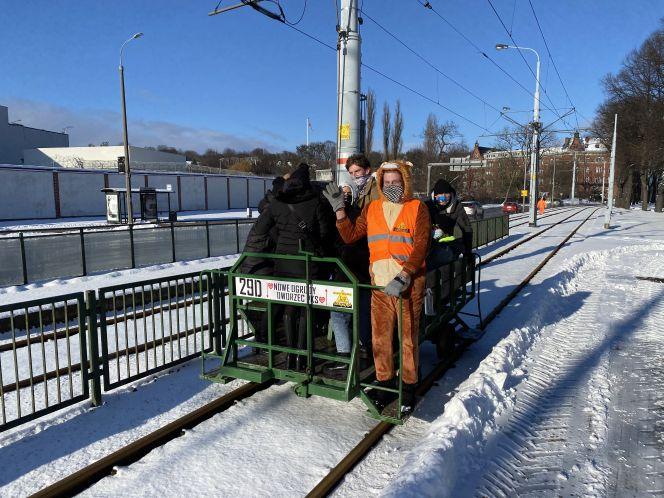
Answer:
[{"left": 4, "top": 98, "right": 279, "bottom": 153}]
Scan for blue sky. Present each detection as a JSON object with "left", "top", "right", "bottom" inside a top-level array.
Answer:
[{"left": 0, "top": 1, "right": 661, "bottom": 153}]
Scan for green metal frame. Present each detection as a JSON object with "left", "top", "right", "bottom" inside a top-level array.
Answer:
[{"left": 201, "top": 250, "right": 478, "bottom": 425}]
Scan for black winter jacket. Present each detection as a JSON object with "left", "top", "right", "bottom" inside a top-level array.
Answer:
[
  {"left": 425, "top": 198, "right": 473, "bottom": 256},
  {"left": 251, "top": 188, "right": 331, "bottom": 279}
]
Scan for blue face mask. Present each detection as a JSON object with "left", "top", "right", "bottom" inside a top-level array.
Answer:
[{"left": 435, "top": 193, "right": 451, "bottom": 204}]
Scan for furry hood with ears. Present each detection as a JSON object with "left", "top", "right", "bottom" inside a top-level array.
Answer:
[{"left": 375, "top": 160, "right": 414, "bottom": 202}]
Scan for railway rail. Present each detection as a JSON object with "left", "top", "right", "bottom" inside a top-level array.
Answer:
[{"left": 27, "top": 206, "right": 597, "bottom": 497}]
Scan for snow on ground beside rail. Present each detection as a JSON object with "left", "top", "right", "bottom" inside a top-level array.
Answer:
[
  {"left": 0, "top": 253, "right": 239, "bottom": 305},
  {"left": 378, "top": 208, "right": 664, "bottom": 497}
]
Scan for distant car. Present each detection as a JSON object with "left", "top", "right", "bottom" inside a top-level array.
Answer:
[
  {"left": 502, "top": 201, "right": 520, "bottom": 214},
  {"left": 462, "top": 201, "right": 484, "bottom": 219}
]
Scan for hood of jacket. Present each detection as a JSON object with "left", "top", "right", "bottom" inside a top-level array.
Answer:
[{"left": 375, "top": 160, "right": 414, "bottom": 202}]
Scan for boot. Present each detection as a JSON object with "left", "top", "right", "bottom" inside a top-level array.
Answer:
[
  {"left": 401, "top": 383, "right": 417, "bottom": 413},
  {"left": 372, "top": 379, "right": 396, "bottom": 411},
  {"left": 323, "top": 352, "right": 350, "bottom": 376}
]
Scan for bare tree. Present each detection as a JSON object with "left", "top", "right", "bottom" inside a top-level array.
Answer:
[
  {"left": 365, "top": 89, "right": 376, "bottom": 154},
  {"left": 382, "top": 101, "right": 391, "bottom": 161},
  {"left": 422, "top": 113, "right": 461, "bottom": 162},
  {"left": 594, "top": 21, "right": 664, "bottom": 210},
  {"left": 391, "top": 100, "right": 404, "bottom": 159}
]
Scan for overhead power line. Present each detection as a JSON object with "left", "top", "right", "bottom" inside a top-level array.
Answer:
[
  {"left": 414, "top": 0, "right": 571, "bottom": 123},
  {"left": 284, "top": 22, "right": 493, "bottom": 133},
  {"left": 526, "top": 0, "right": 580, "bottom": 131},
  {"left": 485, "top": 0, "right": 575, "bottom": 130}
]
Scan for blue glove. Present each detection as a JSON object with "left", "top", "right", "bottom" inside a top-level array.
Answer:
[{"left": 384, "top": 272, "right": 411, "bottom": 297}]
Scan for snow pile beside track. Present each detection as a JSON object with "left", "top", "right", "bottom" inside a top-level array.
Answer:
[{"left": 382, "top": 248, "right": 620, "bottom": 498}]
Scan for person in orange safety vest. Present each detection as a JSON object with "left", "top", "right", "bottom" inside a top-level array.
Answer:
[
  {"left": 537, "top": 196, "right": 547, "bottom": 215},
  {"left": 323, "top": 161, "right": 430, "bottom": 412}
]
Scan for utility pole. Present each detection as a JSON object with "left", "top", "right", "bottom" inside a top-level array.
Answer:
[
  {"left": 119, "top": 32, "right": 143, "bottom": 225},
  {"left": 601, "top": 158, "right": 606, "bottom": 204},
  {"left": 335, "top": 0, "right": 361, "bottom": 185},
  {"left": 571, "top": 152, "right": 577, "bottom": 204},
  {"left": 604, "top": 114, "right": 618, "bottom": 228},
  {"left": 551, "top": 156, "right": 556, "bottom": 202},
  {"left": 306, "top": 117, "right": 310, "bottom": 146}
]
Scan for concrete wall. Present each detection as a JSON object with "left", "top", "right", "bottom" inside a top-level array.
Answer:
[
  {"left": 207, "top": 176, "right": 229, "bottom": 210},
  {"left": 179, "top": 176, "right": 205, "bottom": 211},
  {"left": 0, "top": 165, "right": 270, "bottom": 221},
  {"left": 24, "top": 145, "right": 185, "bottom": 170},
  {"left": 58, "top": 170, "right": 106, "bottom": 217},
  {"left": 0, "top": 167, "right": 55, "bottom": 219}
]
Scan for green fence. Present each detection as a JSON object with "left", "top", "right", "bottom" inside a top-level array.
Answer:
[{"left": 471, "top": 214, "right": 509, "bottom": 249}]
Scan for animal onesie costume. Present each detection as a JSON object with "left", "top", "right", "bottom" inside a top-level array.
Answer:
[{"left": 336, "top": 161, "right": 430, "bottom": 385}]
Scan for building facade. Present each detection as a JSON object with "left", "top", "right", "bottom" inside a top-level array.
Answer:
[{"left": 0, "top": 105, "right": 69, "bottom": 164}]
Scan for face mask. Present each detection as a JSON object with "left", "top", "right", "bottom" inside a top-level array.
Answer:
[
  {"left": 353, "top": 174, "right": 371, "bottom": 190},
  {"left": 383, "top": 184, "right": 404, "bottom": 203},
  {"left": 435, "top": 193, "right": 452, "bottom": 207}
]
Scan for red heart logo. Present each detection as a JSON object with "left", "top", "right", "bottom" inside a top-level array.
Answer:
[
  {"left": 268, "top": 283, "right": 274, "bottom": 289},
  {"left": 319, "top": 297, "right": 325, "bottom": 303}
]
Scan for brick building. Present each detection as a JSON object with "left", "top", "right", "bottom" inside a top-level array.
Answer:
[{"left": 451, "top": 132, "right": 610, "bottom": 202}]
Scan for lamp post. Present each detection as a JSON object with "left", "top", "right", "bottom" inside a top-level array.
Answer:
[
  {"left": 119, "top": 32, "right": 143, "bottom": 224},
  {"left": 496, "top": 43, "right": 541, "bottom": 226}
]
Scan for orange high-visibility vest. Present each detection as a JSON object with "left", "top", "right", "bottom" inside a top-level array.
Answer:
[{"left": 366, "top": 199, "right": 424, "bottom": 268}]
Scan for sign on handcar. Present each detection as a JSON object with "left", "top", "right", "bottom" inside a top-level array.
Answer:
[{"left": 234, "top": 276, "right": 354, "bottom": 309}]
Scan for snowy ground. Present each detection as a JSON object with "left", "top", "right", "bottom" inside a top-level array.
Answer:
[{"left": 0, "top": 206, "right": 662, "bottom": 497}]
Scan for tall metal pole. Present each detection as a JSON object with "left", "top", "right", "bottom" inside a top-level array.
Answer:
[
  {"left": 571, "top": 152, "right": 577, "bottom": 204},
  {"left": 119, "top": 33, "right": 143, "bottom": 225},
  {"left": 306, "top": 117, "right": 310, "bottom": 146},
  {"left": 601, "top": 159, "right": 606, "bottom": 204},
  {"left": 528, "top": 52, "right": 541, "bottom": 227},
  {"left": 335, "top": 0, "right": 361, "bottom": 185},
  {"left": 604, "top": 114, "right": 618, "bottom": 228}
]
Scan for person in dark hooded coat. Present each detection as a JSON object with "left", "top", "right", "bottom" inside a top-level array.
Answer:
[
  {"left": 424, "top": 179, "right": 473, "bottom": 269},
  {"left": 250, "top": 163, "right": 331, "bottom": 369}
]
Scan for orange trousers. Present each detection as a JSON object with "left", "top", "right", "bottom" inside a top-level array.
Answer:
[{"left": 370, "top": 274, "right": 425, "bottom": 385}]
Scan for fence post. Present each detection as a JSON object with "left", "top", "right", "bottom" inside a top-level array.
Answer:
[
  {"left": 80, "top": 228, "right": 87, "bottom": 276},
  {"left": 235, "top": 220, "right": 240, "bottom": 253},
  {"left": 213, "top": 272, "right": 224, "bottom": 353},
  {"left": 205, "top": 221, "right": 211, "bottom": 258},
  {"left": 170, "top": 222, "right": 176, "bottom": 262},
  {"left": 129, "top": 225, "right": 136, "bottom": 269},
  {"left": 19, "top": 232, "right": 28, "bottom": 285},
  {"left": 85, "top": 290, "right": 103, "bottom": 407}
]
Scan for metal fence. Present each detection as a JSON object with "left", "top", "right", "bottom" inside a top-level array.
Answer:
[
  {"left": 0, "top": 215, "right": 510, "bottom": 432},
  {"left": 0, "top": 220, "right": 255, "bottom": 287},
  {"left": 471, "top": 214, "right": 509, "bottom": 249}
]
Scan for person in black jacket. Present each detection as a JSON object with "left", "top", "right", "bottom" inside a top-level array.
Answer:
[
  {"left": 424, "top": 179, "right": 473, "bottom": 269},
  {"left": 251, "top": 163, "right": 331, "bottom": 370}
]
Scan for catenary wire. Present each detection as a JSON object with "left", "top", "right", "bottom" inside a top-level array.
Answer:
[
  {"left": 414, "top": 0, "right": 573, "bottom": 122},
  {"left": 526, "top": 0, "right": 581, "bottom": 131}
]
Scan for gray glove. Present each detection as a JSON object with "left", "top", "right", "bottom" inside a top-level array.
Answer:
[
  {"left": 384, "top": 272, "right": 411, "bottom": 297},
  {"left": 323, "top": 182, "right": 345, "bottom": 212}
]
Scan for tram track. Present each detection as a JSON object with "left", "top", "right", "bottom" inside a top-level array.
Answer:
[
  {"left": 27, "top": 207, "right": 601, "bottom": 498},
  {"left": 306, "top": 207, "right": 601, "bottom": 497}
]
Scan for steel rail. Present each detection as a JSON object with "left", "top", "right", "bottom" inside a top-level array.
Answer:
[
  {"left": 305, "top": 207, "right": 601, "bottom": 497},
  {"left": 29, "top": 380, "right": 274, "bottom": 498},
  {"left": 482, "top": 207, "right": 592, "bottom": 266},
  {"left": 509, "top": 205, "right": 580, "bottom": 227}
]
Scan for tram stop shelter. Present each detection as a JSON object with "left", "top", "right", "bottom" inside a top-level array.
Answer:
[{"left": 101, "top": 187, "right": 175, "bottom": 224}]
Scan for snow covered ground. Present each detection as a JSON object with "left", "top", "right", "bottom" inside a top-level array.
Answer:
[{"left": 1, "top": 206, "right": 662, "bottom": 497}]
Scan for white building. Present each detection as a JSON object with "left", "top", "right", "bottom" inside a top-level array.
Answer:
[
  {"left": 0, "top": 105, "right": 69, "bottom": 164},
  {"left": 24, "top": 145, "right": 186, "bottom": 172}
]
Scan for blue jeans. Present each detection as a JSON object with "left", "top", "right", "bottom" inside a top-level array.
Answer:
[{"left": 331, "top": 312, "right": 351, "bottom": 353}]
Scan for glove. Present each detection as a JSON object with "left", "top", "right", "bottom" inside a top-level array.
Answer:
[
  {"left": 384, "top": 272, "right": 411, "bottom": 297},
  {"left": 323, "top": 183, "right": 345, "bottom": 212},
  {"left": 433, "top": 228, "right": 443, "bottom": 240}
]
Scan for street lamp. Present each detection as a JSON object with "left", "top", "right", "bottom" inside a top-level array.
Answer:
[
  {"left": 496, "top": 43, "right": 541, "bottom": 226},
  {"left": 119, "top": 32, "right": 143, "bottom": 225}
]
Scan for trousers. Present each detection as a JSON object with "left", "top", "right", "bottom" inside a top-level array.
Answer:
[{"left": 370, "top": 274, "right": 425, "bottom": 385}]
